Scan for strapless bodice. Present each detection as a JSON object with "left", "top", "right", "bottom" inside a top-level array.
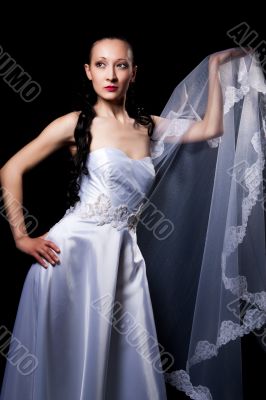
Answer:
[{"left": 65, "top": 147, "right": 156, "bottom": 231}]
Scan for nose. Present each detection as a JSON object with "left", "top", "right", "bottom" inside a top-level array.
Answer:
[{"left": 106, "top": 65, "right": 118, "bottom": 82}]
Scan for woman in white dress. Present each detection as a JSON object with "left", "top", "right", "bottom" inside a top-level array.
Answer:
[{"left": 0, "top": 35, "right": 256, "bottom": 399}]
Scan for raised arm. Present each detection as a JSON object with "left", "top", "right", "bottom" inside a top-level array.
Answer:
[
  {"left": 1, "top": 111, "right": 79, "bottom": 268},
  {"left": 152, "top": 48, "right": 249, "bottom": 144}
]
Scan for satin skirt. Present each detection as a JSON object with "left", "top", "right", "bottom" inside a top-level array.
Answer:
[{"left": 0, "top": 212, "right": 167, "bottom": 399}]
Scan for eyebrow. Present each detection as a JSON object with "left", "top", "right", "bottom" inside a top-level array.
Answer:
[{"left": 97, "top": 57, "right": 129, "bottom": 62}]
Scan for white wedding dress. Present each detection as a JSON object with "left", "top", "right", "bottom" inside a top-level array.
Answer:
[
  {"left": 2, "top": 52, "right": 265, "bottom": 400},
  {"left": 0, "top": 147, "right": 168, "bottom": 400}
]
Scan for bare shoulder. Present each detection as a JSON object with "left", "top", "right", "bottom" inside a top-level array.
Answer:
[
  {"left": 151, "top": 115, "right": 165, "bottom": 127},
  {"left": 49, "top": 111, "right": 81, "bottom": 144},
  {"left": 1, "top": 111, "right": 81, "bottom": 174},
  {"left": 59, "top": 110, "right": 81, "bottom": 124}
]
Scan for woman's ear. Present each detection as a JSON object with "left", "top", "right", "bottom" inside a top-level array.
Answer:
[
  {"left": 84, "top": 64, "right": 92, "bottom": 80},
  {"left": 131, "top": 65, "right": 138, "bottom": 83}
]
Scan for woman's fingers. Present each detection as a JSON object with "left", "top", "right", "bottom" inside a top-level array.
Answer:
[
  {"left": 38, "top": 248, "right": 56, "bottom": 265},
  {"left": 210, "top": 47, "right": 254, "bottom": 66},
  {"left": 41, "top": 239, "right": 61, "bottom": 266},
  {"left": 33, "top": 252, "right": 48, "bottom": 269},
  {"left": 16, "top": 236, "right": 61, "bottom": 269},
  {"left": 46, "top": 247, "right": 60, "bottom": 264},
  {"left": 45, "top": 242, "right": 61, "bottom": 264},
  {"left": 231, "top": 47, "right": 252, "bottom": 57},
  {"left": 44, "top": 240, "right": 60, "bottom": 253},
  {"left": 38, "top": 247, "right": 60, "bottom": 267}
]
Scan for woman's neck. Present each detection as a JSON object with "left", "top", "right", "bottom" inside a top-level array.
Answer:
[{"left": 93, "top": 98, "right": 130, "bottom": 124}]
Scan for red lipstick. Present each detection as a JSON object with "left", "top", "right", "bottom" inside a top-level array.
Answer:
[{"left": 104, "top": 86, "right": 118, "bottom": 92}]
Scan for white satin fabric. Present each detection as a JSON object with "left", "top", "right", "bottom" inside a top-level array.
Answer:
[{"left": 0, "top": 148, "right": 167, "bottom": 400}]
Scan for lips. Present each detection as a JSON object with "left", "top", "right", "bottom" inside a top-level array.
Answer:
[{"left": 104, "top": 86, "right": 118, "bottom": 92}]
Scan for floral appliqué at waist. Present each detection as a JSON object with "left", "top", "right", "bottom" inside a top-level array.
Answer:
[{"left": 65, "top": 193, "right": 145, "bottom": 232}]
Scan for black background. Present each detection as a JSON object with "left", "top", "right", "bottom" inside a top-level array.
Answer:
[{"left": 0, "top": 5, "right": 265, "bottom": 399}]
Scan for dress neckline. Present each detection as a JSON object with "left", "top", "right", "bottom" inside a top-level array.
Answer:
[{"left": 89, "top": 146, "right": 152, "bottom": 162}]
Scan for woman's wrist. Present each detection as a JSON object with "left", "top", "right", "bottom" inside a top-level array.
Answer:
[
  {"left": 208, "top": 55, "right": 220, "bottom": 72},
  {"left": 13, "top": 225, "right": 29, "bottom": 244}
]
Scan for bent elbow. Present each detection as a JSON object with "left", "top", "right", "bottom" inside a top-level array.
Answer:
[
  {"left": 1, "top": 161, "right": 23, "bottom": 187},
  {"left": 211, "top": 129, "right": 224, "bottom": 139},
  {"left": 205, "top": 124, "right": 224, "bottom": 140}
]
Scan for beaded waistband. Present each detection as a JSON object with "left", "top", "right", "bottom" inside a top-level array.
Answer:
[{"left": 65, "top": 193, "right": 145, "bottom": 232}]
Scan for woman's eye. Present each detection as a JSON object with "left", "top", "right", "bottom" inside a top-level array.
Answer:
[
  {"left": 95, "top": 62, "right": 105, "bottom": 68},
  {"left": 117, "top": 63, "right": 129, "bottom": 69},
  {"left": 95, "top": 62, "right": 129, "bottom": 69}
]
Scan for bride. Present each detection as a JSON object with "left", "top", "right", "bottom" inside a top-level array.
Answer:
[{"left": 1, "top": 35, "right": 264, "bottom": 400}]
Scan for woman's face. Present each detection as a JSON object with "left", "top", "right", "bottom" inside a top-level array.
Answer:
[{"left": 84, "top": 39, "right": 137, "bottom": 102}]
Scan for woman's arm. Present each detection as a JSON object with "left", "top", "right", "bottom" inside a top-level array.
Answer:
[
  {"left": 152, "top": 48, "right": 249, "bottom": 144},
  {"left": 1, "top": 111, "right": 79, "bottom": 268},
  {"left": 180, "top": 55, "right": 223, "bottom": 143}
]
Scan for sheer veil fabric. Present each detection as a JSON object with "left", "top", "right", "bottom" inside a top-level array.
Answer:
[{"left": 137, "top": 52, "right": 266, "bottom": 399}]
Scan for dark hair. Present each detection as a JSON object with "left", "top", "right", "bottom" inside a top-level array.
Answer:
[{"left": 66, "top": 35, "right": 155, "bottom": 208}]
